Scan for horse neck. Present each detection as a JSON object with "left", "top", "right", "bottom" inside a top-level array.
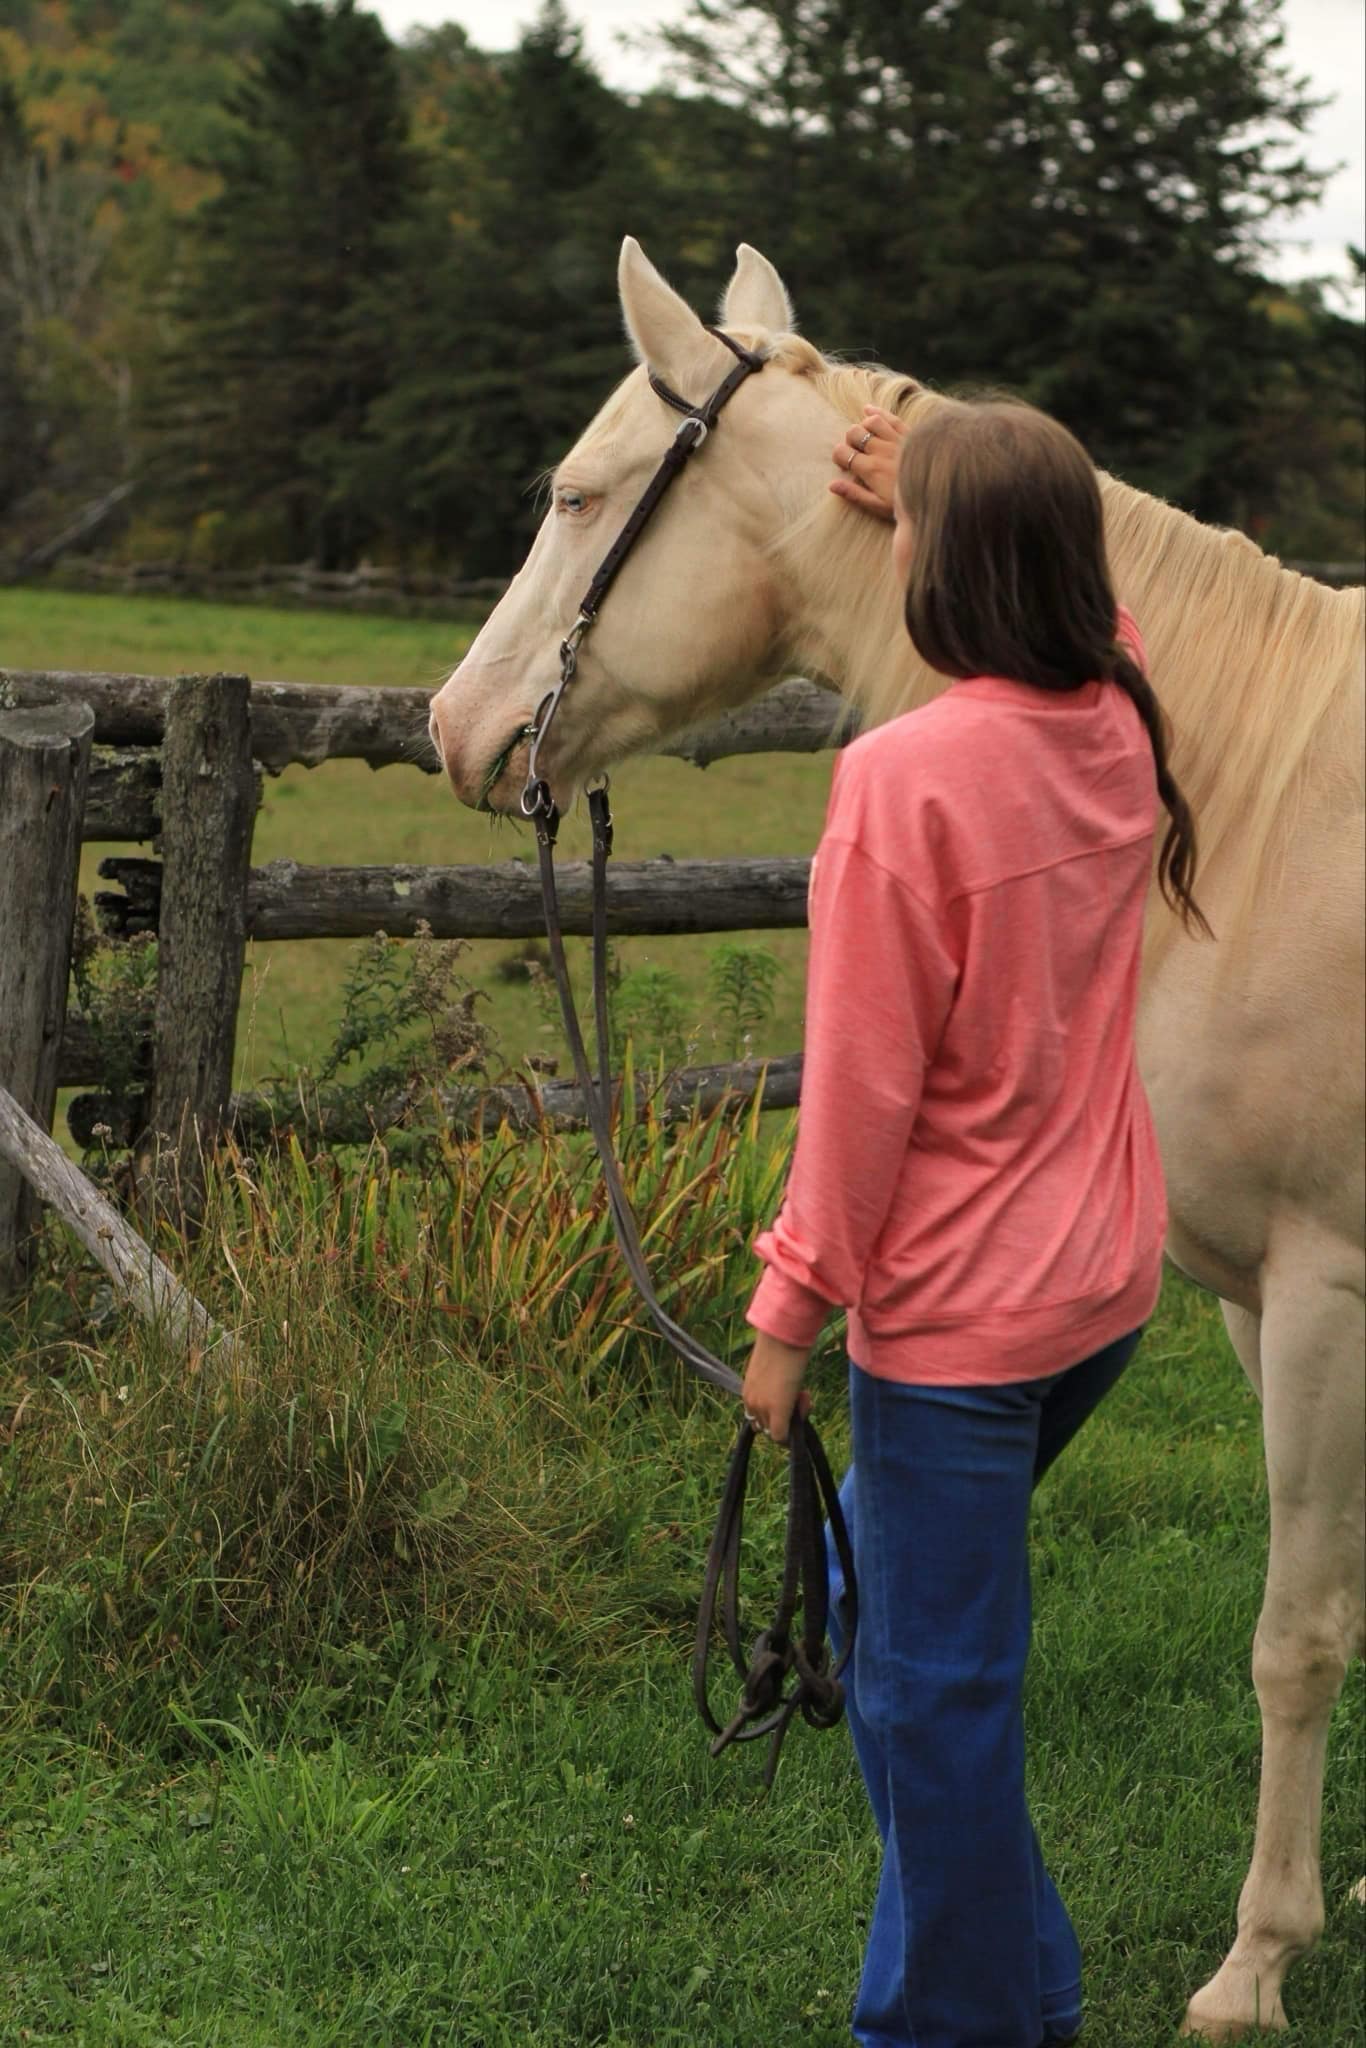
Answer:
[
  {"left": 773, "top": 449, "right": 1363, "bottom": 986},
  {"left": 770, "top": 496, "right": 943, "bottom": 721}
]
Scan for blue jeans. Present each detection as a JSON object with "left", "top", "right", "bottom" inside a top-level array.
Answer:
[{"left": 826, "top": 1327, "right": 1144, "bottom": 2048}]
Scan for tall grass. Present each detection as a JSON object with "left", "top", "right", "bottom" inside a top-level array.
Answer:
[
  {"left": 1, "top": 1084, "right": 797, "bottom": 1755},
  {"left": 1, "top": 1110, "right": 1362, "bottom": 2040}
]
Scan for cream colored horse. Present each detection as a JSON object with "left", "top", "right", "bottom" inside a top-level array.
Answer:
[{"left": 430, "top": 239, "right": 1365, "bottom": 2038}]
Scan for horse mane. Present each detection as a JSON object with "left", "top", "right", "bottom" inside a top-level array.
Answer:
[{"left": 762, "top": 332, "right": 1366, "bottom": 986}]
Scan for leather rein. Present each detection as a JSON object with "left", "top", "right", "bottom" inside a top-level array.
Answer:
[{"left": 517, "top": 327, "right": 857, "bottom": 1788}]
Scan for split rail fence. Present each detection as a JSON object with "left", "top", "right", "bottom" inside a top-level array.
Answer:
[
  {"left": 4, "top": 546, "right": 1360, "bottom": 1279},
  {"left": 0, "top": 665, "right": 852, "bottom": 1280}
]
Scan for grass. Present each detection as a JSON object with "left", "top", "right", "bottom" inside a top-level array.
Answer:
[
  {"left": 0, "top": 1129, "right": 1363, "bottom": 2044},
  {"left": 2, "top": 587, "right": 1361, "bottom": 2041},
  {"left": 1, "top": 587, "right": 831, "bottom": 1093}
]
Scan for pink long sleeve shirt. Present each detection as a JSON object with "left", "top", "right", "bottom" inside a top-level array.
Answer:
[{"left": 747, "top": 618, "right": 1168, "bottom": 1385}]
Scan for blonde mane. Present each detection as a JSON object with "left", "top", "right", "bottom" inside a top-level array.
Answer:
[{"left": 764, "top": 334, "right": 1366, "bottom": 987}]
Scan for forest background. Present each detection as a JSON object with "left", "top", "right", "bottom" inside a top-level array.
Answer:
[{"left": 0, "top": 0, "right": 1362, "bottom": 585}]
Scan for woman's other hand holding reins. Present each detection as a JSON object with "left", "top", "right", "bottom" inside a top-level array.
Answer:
[
  {"left": 741, "top": 1331, "right": 813, "bottom": 1447},
  {"left": 830, "top": 406, "right": 909, "bottom": 522}
]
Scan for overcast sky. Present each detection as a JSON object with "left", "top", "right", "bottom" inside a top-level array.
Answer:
[{"left": 370, "top": 0, "right": 1365, "bottom": 314}]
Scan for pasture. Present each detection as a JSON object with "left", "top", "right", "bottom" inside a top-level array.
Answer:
[
  {"left": 1, "top": 588, "right": 829, "bottom": 1093},
  {"left": 1, "top": 1140, "right": 1363, "bottom": 2043},
  {"left": 1, "top": 587, "right": 1362, "bottom": 2043}
]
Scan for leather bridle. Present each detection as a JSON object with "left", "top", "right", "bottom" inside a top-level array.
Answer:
[{"left": 516, "top": 328, "right": 858, "bottom": 1788}]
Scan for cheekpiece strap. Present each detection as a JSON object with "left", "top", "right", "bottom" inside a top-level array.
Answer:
[{"left": 576, "top": 329, "right": 766, "bottom": 625}]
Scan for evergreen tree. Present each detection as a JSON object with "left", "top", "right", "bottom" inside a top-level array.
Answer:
[
  {"left": 357, "top": 3, "right": 648, "bottom": 572},
  {"left": 149, "top": 0, "right": 417, "bottom": 565},
  {"left": 654, "top": 0, "right": 1333, "bottom": 521}
]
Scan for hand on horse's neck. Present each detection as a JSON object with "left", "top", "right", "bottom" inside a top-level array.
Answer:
[{"left": 773, "top": 496, "right": 937, "bottom": 725}]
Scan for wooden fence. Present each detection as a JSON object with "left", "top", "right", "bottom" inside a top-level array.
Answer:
[
  {"left": 0, "top": 664, "right": 846, "bottom": 1269},
  {"left": 28, "top": 559, "right": 510, "bottom": 615},
  {"left": 3, "top": 541, "right": 1361, "bottom": 1267}
]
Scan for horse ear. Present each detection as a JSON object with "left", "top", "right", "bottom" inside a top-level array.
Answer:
[
  {"left": 618, "top": 236, "right": 708, "bottom": 386},
  {"left": 721, "top": 244, "right": 795, "bottom": 335}
]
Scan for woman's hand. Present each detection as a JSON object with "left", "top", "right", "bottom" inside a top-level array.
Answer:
[
  {"left": 741, "top": 1332, "right": 814, "bottom": 1447},
  {"left": 830, "top": 406, "right": 909, "bottom": 523}
]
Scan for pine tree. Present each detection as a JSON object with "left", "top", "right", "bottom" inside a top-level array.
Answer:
[
  {"left": 149, "top": 0, "right": 417, "bottom": 566},
  {"left": 357, "top": 2, "right": 642, "bottom": 571},
  {"left": 653, "top": 0, "right": 1333, "bottom": 520}
]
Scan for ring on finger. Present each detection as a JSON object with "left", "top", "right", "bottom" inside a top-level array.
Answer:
[{"left": 857, "top": 428, "right": 873, "bottom": 450}]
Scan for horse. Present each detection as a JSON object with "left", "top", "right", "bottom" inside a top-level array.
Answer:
[{"left": 429, "top": 237, "right": 1365, "bottom": 2039}]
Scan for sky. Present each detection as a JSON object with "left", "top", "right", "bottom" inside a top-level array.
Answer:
[{"left": 370, "top": 0, "right": 1365, "bottom": 316}]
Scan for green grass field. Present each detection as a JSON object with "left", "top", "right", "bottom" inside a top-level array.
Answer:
[
  {"left": 1, "top": 1171, "right": 1363, "bottom": 2045},
  {"left": 1, "top": 587, "right": 830, "bottom": 1091},
  {"left": 1, "top": 588, "right": 1362, "bottom": 2043}
]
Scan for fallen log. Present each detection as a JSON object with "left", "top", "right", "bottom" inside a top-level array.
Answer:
[
  {"left": 0, "top": 1083, "right": 234, "bottom": 1359},
  {"left": 16, "top": 481, "right": 137, "bottom": 574}
]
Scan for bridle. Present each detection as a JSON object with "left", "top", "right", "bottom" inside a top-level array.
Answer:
[
  {"left": 518, "top": 327, "right": 770, "bottom": 815},
  {"left": 517, "top": 327, "right": 857, "bottom": 1788}
]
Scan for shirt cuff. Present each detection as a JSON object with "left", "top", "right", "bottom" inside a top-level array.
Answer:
[{"left": 746, "top": 1263, "right": 834, "bottom": 1349}]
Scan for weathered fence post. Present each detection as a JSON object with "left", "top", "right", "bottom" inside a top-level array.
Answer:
[
  {"left": 136, "top": 675, "right": 254, "bottom": 1230},
  {"left": 0, "top": 698, "right": 94, "bottom": 1293}
]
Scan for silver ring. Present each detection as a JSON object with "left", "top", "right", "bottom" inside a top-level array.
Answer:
[
  {"left": 858, "top": 428, "right": 873, "bottom": 450},
  {"left": 743, "top": 1409, "right": 763, "bottom": 1430}
]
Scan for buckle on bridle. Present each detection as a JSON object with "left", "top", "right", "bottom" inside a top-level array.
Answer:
[{"left": 561, "top": 610, "right": 593, "bottom": 660}]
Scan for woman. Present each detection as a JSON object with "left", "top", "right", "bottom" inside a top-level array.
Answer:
[{"left": 741, "top": 397, "right": 1211, "bottom": 2048}]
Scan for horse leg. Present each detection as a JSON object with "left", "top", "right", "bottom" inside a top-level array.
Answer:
[
  {"left": 1182, "top": 1261, "right": 1366, "bottom": 2038},
  {"left": 1221, "top": 1299, "right": 1262, "bottom": 1401}
]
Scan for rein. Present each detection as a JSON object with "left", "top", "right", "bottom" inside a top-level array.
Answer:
[{"left": 518, "top": 329, "right": 857, "bottom": 1788}]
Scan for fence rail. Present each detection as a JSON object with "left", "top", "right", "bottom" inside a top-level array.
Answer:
[
  {"left": 92, "top": 853, "right": 812, "bottom": 944},
  {"left": 0, "top": 663, "right": 830, "bottom": 1194},
  {"left": 8, "top": 541, "right": 1361, "bottom": 1193},
  {"left": 63, "top": 1054, "right": 804, "bottom": 1151},
  {"left": 0, "top": 670, "right": 851, "bottom": 846},
  {"left": 25, "top": 558, "right": 510, "bottom": 613}
]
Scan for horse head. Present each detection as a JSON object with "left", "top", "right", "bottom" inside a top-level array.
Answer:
[{"left": 428, "top": 238, "right": 890, "bottom": 813}]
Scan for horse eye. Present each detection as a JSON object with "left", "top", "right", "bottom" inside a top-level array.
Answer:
[{"left": 558, "top": 489, "right": 589, "bottom": 515}]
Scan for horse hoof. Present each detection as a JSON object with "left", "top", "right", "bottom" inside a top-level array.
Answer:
[{"left": 1180, "top": 1991, "right": 1289, "bottom": 2040}]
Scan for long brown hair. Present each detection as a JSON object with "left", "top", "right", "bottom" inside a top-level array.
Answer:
[{"left": 898, "top": 395, "right": 1213, "bottom": 940}]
